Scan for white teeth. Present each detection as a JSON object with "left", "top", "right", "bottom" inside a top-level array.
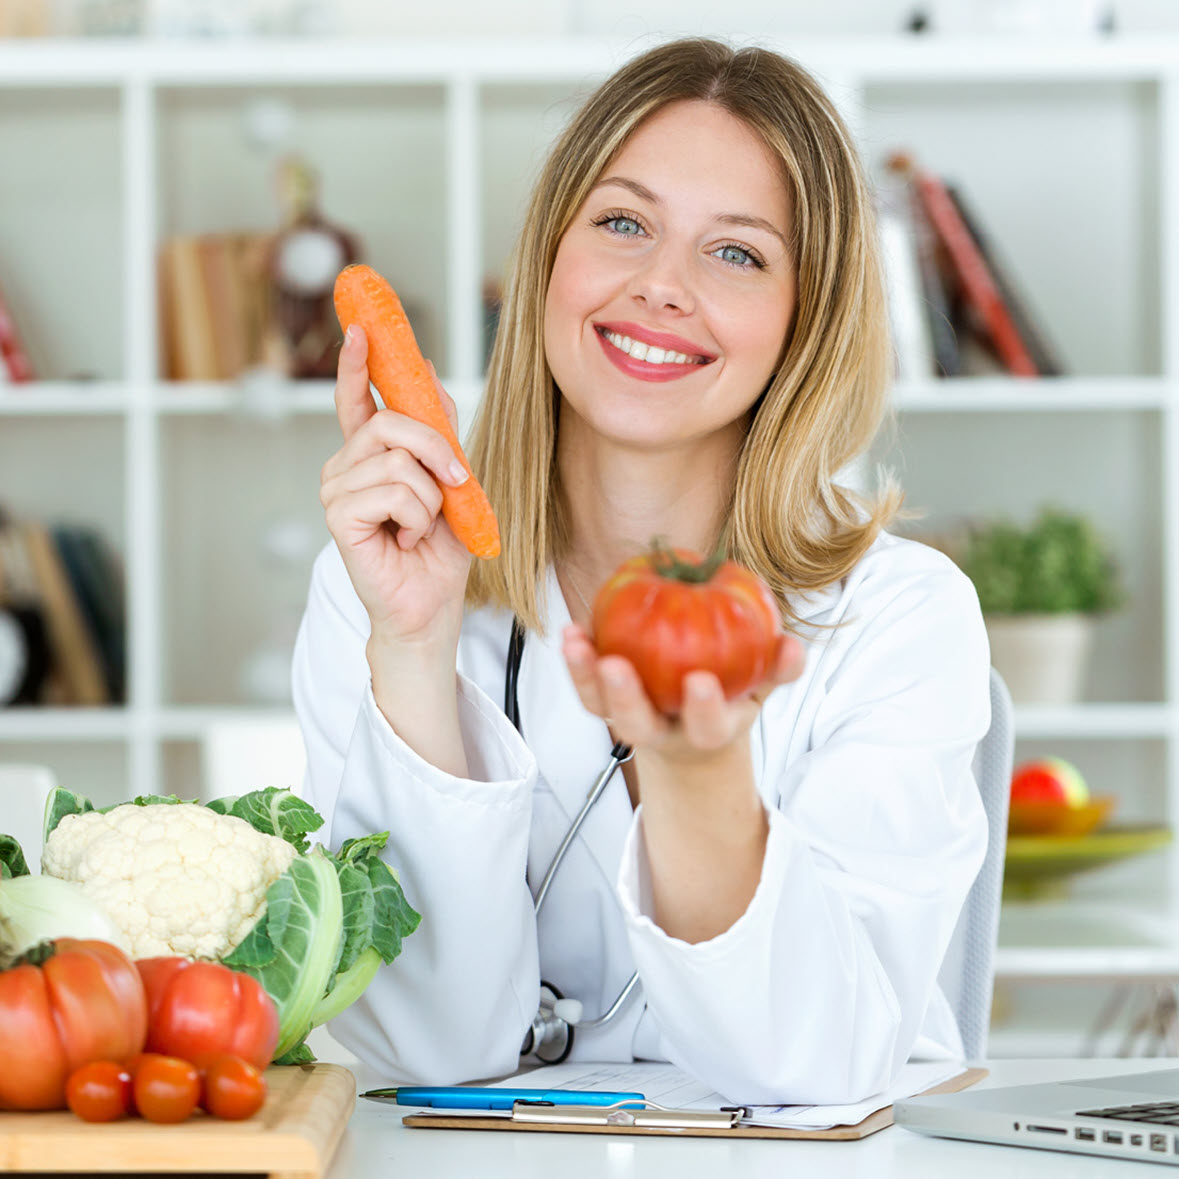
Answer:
[{"left": 603, "top": 329, "right": 700, "bottom": 366}]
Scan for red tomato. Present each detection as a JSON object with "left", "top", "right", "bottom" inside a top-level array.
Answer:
[
  {"left": 0, "top": 938, "right": 148, "bottom": 1111},
  {"left": 592, "top": 546, "right": 785, "bottom": 715},
  {"left": 137, "top": 958, "right": 278, "bottom": 1070},
  {"left": 199, "top": 1053, "right": 268, "bottom": 1121},
  {"left": 65, "top": 1060, "right": 134, "bottom": 1123},
  {"left": 132, "top": 1054, "right": 200, "bottom": 1124}
]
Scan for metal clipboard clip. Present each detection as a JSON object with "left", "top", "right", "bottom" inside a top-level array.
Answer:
[{"left": 512, "top": 1098, "right": 747, "bottom": 1130}]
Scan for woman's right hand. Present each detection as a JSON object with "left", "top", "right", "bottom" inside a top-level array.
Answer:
[{"left": 320, "top": 325, "right": 473, "bottom": 655}]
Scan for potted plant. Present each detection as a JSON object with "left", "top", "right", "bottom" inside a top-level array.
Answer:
[{"left": 955, "top": 506, "right": 1123, "bottom": 705}]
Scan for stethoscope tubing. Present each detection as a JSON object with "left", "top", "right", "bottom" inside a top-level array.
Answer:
[
  {"left": 534, "top": 739, "right": 634, "bottom": 916},
  {"left": 507, "top": 616, "right": 644, "bottom": 1037}
]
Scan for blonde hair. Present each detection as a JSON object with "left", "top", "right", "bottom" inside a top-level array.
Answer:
[{"left": 465, "top": 37, "right": 902, "bottom": 632}]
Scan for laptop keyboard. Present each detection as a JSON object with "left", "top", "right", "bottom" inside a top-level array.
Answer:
[{"left": 1076, "top": 1103, "right": 1179, "bottom": 1126}]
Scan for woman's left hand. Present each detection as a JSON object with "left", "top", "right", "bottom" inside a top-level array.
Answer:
[{"left": 561, "top": 624, "right": 806, "bottom": 759}]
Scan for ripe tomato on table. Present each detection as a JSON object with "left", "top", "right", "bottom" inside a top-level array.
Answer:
[
  {"left": 65, "top": 1060, "right": 134, "bottom": 1123},
  {"left": 131, "top": 1053, "right": 201, "bottom": 1124},
  {"left": 137, "top": 958, "right": 278, "bottom": 1070},
  {"left": 198, "top": 1053, "right": 268, "bottom": 1121},
  {"left": 0, "top": 938, "right": 148, "bottom": 1111},
  {"left": 592, "top": 545, "right": 785, "bottom": 716}
]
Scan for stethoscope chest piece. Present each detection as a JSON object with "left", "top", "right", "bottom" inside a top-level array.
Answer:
[{"left": 521, "top": 982, "right": 580, "bottom": 1064}]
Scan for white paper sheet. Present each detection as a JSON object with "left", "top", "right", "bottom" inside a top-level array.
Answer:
[{"left": 500, "top": 1058, "right": 965, "bottom": 1130}]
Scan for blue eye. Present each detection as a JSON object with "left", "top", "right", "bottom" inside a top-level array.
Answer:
[
  {"left": 607, "top": 216, "right": 642, "bottom": 236},
  {"left": 715, "top": 243, "right": 758, "bottom": 268}
]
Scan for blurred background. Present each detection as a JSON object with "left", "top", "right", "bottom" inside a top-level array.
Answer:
[{"left": 3, "top": 0, "right": 1179, "bottom": 1060}]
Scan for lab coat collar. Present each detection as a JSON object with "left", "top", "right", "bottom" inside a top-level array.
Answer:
[{"left": 514, "top": 567, "right": 636, "bottom": 892}]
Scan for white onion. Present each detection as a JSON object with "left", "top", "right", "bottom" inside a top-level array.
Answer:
[{"left": 0, "top": 873, "right": 129, "bottom": 963}]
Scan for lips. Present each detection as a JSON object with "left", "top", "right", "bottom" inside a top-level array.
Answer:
[
  {"left": 593, "top": 326, "right": 715, "bottom": 383},
  {"left": 594, "top": 321, "right": 717, "bottom": 364}
]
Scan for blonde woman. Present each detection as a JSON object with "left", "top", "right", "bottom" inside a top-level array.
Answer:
[{"left": 295, "top": 37, "right": 990, "bottom": 1103}]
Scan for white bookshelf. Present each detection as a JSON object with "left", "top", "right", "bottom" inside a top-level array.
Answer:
[{"left": 2, "top": 34, "right": 1179, "bottom": 1051}]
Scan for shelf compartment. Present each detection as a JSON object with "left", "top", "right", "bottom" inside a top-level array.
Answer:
[
  {"left": 0, "top": 86, "right": 123, "bottom": 382},
  {"left": 154, "top": 82, "right": 450, "bottom": 376},
  {"left": 158, "top": 414, "right": 332, "bottom": 707},
  {"left": 861, "top": 78, "right": 1162, "bottom": 380},
  {"left": 882, "top": 409, "right": 1166, "bottom": 703}
]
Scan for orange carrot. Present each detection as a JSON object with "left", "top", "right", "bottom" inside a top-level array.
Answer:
[{"left": 333, "top": 264, "right": 500, "bottom": 560}]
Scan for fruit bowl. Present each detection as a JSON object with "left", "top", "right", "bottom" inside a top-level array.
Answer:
[
  {"left": 1003, "top": 824, "right": 1172, "bottom": 901},
  {"left": 1007, "top": 795, "right": 1117, "bottom": 838}
]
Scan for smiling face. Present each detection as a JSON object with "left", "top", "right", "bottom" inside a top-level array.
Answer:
[{"left": 543, "top": 99, "right": 797, "bottom": 453}]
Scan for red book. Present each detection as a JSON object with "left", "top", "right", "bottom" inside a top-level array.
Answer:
[
  {"left": 0, "top": 280, "right": 34, "bottom": 382},
  {"left": 913, "top": 170, "right": 1038, "bottom": 377}
]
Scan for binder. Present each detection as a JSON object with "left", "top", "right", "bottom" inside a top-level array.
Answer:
[{"left": 402, "top": 1066, "right": 987, "bottom": 1140}]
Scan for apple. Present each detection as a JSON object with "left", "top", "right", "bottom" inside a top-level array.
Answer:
[{"left": 1010, "top": 758, "right": 1090, "bottom": 808}]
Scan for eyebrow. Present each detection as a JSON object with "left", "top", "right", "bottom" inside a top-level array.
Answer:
[{"left": 592, "top": 175, "right": 790, "bottom": 250}]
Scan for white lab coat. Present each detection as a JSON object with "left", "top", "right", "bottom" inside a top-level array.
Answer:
[{"left": 292, "top": 529, "right": 990, "bottom": 1105}]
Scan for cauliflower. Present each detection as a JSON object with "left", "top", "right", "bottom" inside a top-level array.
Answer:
[
  {"left": 42, "top": 801, "right": 297, "bottom": 960},
  {"left": 40, "top": 786, "right": 420, "bottom": 1065}
]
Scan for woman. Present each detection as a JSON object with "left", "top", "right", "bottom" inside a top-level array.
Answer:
[{"left": 294, "top": 37, "right": 990, "bottom": 1104}]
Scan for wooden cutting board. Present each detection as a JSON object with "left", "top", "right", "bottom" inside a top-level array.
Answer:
[{"left": 0, "top": 1063, "right": 355, "bottom": 1178}]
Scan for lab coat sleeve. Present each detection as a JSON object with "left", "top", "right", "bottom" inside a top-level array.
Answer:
[
  {"left": 615, "top": 552, "right": 990, "bottom": 1106},
  {"left": 291, "top": 542, "right": 541, "bottom": 1084}
]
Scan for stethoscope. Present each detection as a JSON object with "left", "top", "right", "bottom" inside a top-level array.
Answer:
[{"left": 505, "top": 617, "right": 645, "bottom": 1063}]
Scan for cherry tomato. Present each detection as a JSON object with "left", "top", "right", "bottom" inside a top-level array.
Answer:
[
  {"left": 132, "top": 1053, "right": 200, "bottom": 1124},
  {"left": 65, "top": 1060, "right": 133, "bottom": 1123},
  {"left": 199, "top": 1054, "right": 268, "bottom": 1121},
  {"left": 0, "top": 938, "right": 148, "bottom": 1111},
  {"left": 592, "top": 544, "right": 785, "bottom": 715},
  {"left": 136, "top": 958, "right": 278, "bottom": 1070}
]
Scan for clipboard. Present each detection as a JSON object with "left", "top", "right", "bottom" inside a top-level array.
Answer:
[{"left": 401, "top": 1066, "right": 988, "bottom": 1140}]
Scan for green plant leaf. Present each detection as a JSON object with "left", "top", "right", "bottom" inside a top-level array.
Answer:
[
  {"left": 0, "top": 834, "right": 29, "bottom": 879},
  {"left": 958, "top": 506, "right": 1122, "bottom": 617},
  {"left": 226, "top": 849, "right": 344, "bottom": 1061},
  {"left": 366, "top": 856, "right": 421, "bottom": 963},
  {"left": 274, "top": 1041, "right": 316, "bottom": 1065},
  {"left": 42, "top": 787, "right": 94, "bottom": 841},
  {"left": 220, "top": 788, "right": 323, "bottom": 852}
]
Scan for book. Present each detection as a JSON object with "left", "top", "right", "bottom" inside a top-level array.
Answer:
[
  {"left": 911, "top": 167, "right": 1039, "bottom": 377},
  {"left": 199, "top": 234, "right": 249, "bottom": 379},
  {"left": 0, "top": 278, "right": 34, "bottom": 383},
  {"left": 159, "top": 235, "right": 219, "bottom": 380},
  {"left": 51, "top": 525, "right": 126, "bottom": 704},
  {"left": 877, "top": 193, "right": 937, "bottom": 381},
  {"left": 20, "top": 519, "right": 108, "bottom": 705},
  {"left": 160, "top": 232, "right": 277, "bottom": 380},
  {"left": 884, "top": 154, "right": 961, "bottom": 377},
  {"left": 945, "top": 183, "right": 1064, "bottom": 377}
]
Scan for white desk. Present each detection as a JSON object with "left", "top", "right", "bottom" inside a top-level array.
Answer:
[{"left": 325, "top": 1055, "right": 1179, "bottom": 1178}]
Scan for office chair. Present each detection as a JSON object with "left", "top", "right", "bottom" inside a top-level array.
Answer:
[{"left": 937, "top": 667, "right": 1014, "bottom": 1063}]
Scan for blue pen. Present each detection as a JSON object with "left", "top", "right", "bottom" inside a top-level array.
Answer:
[{"left": 361, "top": 1085, "right": 646, "bottom": 1110}]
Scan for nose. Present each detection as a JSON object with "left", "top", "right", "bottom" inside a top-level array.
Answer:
[{"left": 626, "top": 241, "right": 695, "bottom": 315}]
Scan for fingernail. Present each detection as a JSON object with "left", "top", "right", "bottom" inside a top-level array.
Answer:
[
  {"left": 344, "top": 325, "right": 357, "bottom": 346},
  {"left": 448, "top": 460, "right": 469, "bottom": 485}
]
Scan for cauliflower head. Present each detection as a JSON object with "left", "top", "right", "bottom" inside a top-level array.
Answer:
[{"left": 42, "top": 802, "right": 297, "bottom": 959}]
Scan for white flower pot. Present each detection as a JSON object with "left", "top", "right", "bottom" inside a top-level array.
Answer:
[{"left": 984, "top": 613, "right": 1096, "bottom": 706}]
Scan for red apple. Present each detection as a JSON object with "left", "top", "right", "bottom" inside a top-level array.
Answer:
[{"left": 1010, "top": 758, "right": 1090, "bottom": 809}]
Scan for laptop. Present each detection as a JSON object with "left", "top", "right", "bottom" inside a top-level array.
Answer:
[{"left": 895, "top": 1067, "right": 1179, "bottom": 1164}]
